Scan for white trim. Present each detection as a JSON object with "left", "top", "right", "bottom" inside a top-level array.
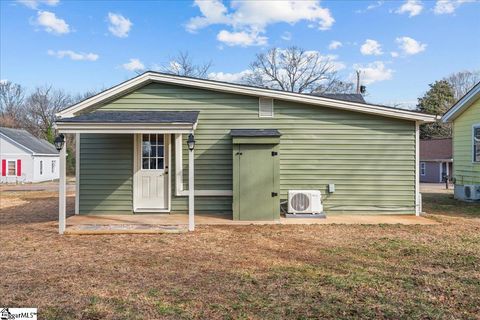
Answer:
[
  {"left": 188, "top": 144, "right": 194, "bottom": 231},
  {"left": 75, "top": 133, "right": 80, "bottom": 215},
  {"left": 443, "top": 82, "right": 480, "bottom": 122},
  {"left": 415, "top": 122, "right": 420, "bottom": 216},
  {"left": 56, "top": 72, "right": 436, "bottom": 122},
  {"left": 5, "top": 159, "right": 17, "bottom": 176},
  {"left": 133, "top": 133, "right": 171, "bottom": 212},
  {"left": 259, "top": 97, "right": 274, "bottom": 118},
  {"left": 167, "top": 134, "right": 172, "bottom": 213},
  {"left": 472, "top": 124, "right": 480, "bottom": 163},
  {"left": 59, "top": 139, "right": 66, "bottom": 234},
  {"left": 174, "top": 133, "right": 233, "bottom": 197}
]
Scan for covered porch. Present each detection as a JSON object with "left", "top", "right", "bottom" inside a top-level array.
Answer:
[{"left": 55, "top": 111, "right": 200, "bottom": 234}]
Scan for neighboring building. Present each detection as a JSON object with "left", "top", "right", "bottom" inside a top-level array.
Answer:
[
  {"left": 442, "top": 82, "right": 480, "bottom": 201},
  {"left": 0, "top": 127, "right": 59, "bottom": 183},
  {"left": 54, "top": 72, "right": 436, "bottom": 233},
  {"left": 420, "top": 138, "right": 453, "bottom": 183}
]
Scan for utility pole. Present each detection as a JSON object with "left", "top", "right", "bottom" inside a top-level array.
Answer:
[{"left": 356, "top": 70, "right": 361, "bottom": 94}]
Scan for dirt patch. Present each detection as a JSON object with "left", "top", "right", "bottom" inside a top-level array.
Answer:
[{"left": 0, "top": 188, "right": 479, "bottom": 319}]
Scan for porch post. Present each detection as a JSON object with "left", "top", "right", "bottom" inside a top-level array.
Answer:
[
  {"left": 59, "top": 137, "right": 67, "bottom": 234},
  {"left": 415, "top": 121, "right": 420, "bottom": 216},
  {"left": 188, "top": 139, "right": 195, "bottom": 231}
]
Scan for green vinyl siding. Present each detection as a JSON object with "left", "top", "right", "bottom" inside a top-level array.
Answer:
[
  {"left": 79, "top": 134, "right": 133, "bottom": 214},
  {"left": 452, "top": 98, "right": 480, "bottom": 184},
  {"left": 82, "top": 82, "right": 416, "bottom": 215}
]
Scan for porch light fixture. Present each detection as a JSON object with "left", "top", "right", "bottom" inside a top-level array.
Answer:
[
  {"left": 54, "top": 134, "right": 65, "bottom": 151},
  {"left": 187, "top": 133, "right": 195, "bottom": 151}
]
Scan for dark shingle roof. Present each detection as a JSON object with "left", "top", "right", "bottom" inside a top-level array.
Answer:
[
  {"left": 230, "top": 129, "right": 281, "bottom": 137},
  {"left": 420, "top": 138, "right": 452, "bottom": 161},
  {"left": 57, "top": 111, "right": 199, "bottom": 124},
  {"left": 310, "top": 93, "right": 366, "bottom": 103},
  {"left": 0, "top": 127, "right": 58, "bottom": 155}
]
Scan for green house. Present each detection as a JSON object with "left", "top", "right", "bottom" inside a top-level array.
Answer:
[
  {"left": 54, "top": 72, "right": 435, "bottom": 233},
  {"left": 442, "top": 82, "right": 480, "bottom": 201}
]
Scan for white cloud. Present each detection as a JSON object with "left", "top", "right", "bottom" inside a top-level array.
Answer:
[
  {"left": 433, "top": 0, "right": 474, "bottom": 14},
  {"left": 395, "top": 0, "right": 423, "bottom": 17},
  {"left": 217, "top": 30, "right": 267, "bottom": 47},
  {"left": 47, "top": 50, "right": 99, "bottom": 61},
  {"left": 17, "top": 0, "right": 59, "bottom": 9},
  {"left": 281, "top": 31, "right": 292, "bottom": 41},
  {"left": 108, "top": 13, "right": 132, "bottom": 38},
  {"left": 328, "top": 40, "right": 342, "bottom": 50},
  {"left": 353, "top": 61, "right": 393, "bottom": 85},
  {"left": 390, "top": 51, "right": 399, "bottom": 58},
  {"left": 396, "top": 36, "right": 427, "bottom": 55},
  {"left": 208, "top": 70, "right": 251, "bottom": 83},
  {"left": 356, "top": 1, "right": 384, "bottom": 13},
  {"left": 360, "top": 39, "right": 383, "bottom": 55},
  {"left": 35, "top": 10, "right": 69, "bottom": 34},
  {"left": 122, "top": 58, "right": 144, "bottom": 72},
  {"left": 187, "top": 0, "right": 334, "bottom": 46}
]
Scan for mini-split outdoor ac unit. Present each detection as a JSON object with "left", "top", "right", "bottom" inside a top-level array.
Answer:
[
  {"left": 463, "top": 185, "right": 480, "bottom": 201},
  {"left": 288, "top": 190, "right": 323, "bottom": 214}
]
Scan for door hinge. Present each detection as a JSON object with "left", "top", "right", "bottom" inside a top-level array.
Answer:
[
  {"left": 271, "top": 192, "right": 278, "bottom": 197},
  {"left": 271, "top": 151, "right": 278, "bottom": 156}
]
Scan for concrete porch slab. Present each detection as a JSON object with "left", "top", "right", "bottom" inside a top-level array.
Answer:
[{"left": 66, "top": 213, "right": 438, "bottom": 232}]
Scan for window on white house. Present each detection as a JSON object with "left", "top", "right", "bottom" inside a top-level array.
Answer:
[
  {"left": 52, "top": 160, "right": 56, "bottom": 173},
  {"left": 474, "top": 125, "right": 480, "bottom": 163},
  {"left": 420, "top": 162, "right": 426, "bottom": 176},
  {"left": 7, "top": 160, "right": 16, "bottom": 176},
  {"left": 259, "top": 97, "right": 274, "bottom": 118},
  {"left": 141, "top": 134, "right": 164, "bottom": 170},
  {"left": 40, "top": 160, "right": 43, "bottom": 175}
]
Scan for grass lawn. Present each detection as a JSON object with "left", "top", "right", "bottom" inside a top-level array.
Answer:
[{"left": 0, "top": 186, "right": 479, "bottom": 319}]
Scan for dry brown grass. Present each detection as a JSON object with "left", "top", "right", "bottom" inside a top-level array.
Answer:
[{"left": 0, "top": 188, "right": 479, "bottom": 319}]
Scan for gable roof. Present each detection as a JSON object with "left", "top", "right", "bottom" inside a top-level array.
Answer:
[
  {"left": 442, "top": 81, "right": 480, "bottom": 122},
  {"left": 420, "top": 138, "right": 452, "bottom": 161},
  {"left": 311, "top": 93, "right": 366, "bottom": 103},
  {"left": 56, "top": 71, "right": 436, "bottom": 122},
  {"left": 0, "top": 127, "right": 59, "bottom": 155}
]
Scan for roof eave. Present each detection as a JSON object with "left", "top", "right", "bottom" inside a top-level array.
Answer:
[
  {"left": 56, "top": 72, "right": 437, "bottom": 123},
  {"left": 442, "top": 82, "right": 480, "bottom": 123}
]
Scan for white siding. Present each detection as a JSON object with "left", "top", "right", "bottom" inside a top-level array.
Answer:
[{"left": 0, "top": 135, "right": 59, "bottom": 183}]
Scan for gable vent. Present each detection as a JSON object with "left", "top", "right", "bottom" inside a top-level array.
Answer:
[{"left": 259, "top": 97, "right": 274, "bottom": 118}]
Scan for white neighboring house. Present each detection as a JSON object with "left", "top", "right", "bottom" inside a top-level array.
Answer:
[{"left": 0, "top": 127, "right": 59, "bottom": 183}]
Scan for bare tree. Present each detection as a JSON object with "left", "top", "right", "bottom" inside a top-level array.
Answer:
[
  {"left": 0, "top": 81, "right": 25, "bottom": 127},
  {"left": 243, "top": 47, "right": 353, "bottom": 94},
  {"left": 160, "top": 51, "right": 212, "bottom": 78},
  {"left": 444, "top": 70, "right": 480, "bottom": 101},
  {"left": 22, "top": 86, "right": 72, "bottom": 142}
]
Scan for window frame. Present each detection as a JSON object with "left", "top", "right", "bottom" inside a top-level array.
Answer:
[
  {"left": 51, "top": 160, "right": 56, "bottom": 174},
  {"left": 420, "top": 162, "right": 426, "bottom": 176},
  {"left": 141, "top": 134, "right": 165, "bottom": 171},
  {"left": 473, "top": 124, "right": 480, "bottom": 163},
  {"left": 6, "top": 159, "right": 17, "bottom": 176},
  {"left": 40, "top": 160, "right": 43, "bottom": 175},
  {"left": 258, "top": 97, "right": 274, "bottom": 118}
]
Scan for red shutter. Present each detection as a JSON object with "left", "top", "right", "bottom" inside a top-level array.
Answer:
[
  {"left": 17, "top": 159, "right": 22, "bottom": 176},
  {"left": 1, "top": 159, "right": 6, "bottom": 176}
]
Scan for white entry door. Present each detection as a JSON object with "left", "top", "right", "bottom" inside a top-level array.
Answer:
[{"left": 134, "top": 134, "right": 169, "bottom": 211}]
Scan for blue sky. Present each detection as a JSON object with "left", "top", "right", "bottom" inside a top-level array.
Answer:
[{"left": 1, "top": 0, "right": 479, "bottom": 108}]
